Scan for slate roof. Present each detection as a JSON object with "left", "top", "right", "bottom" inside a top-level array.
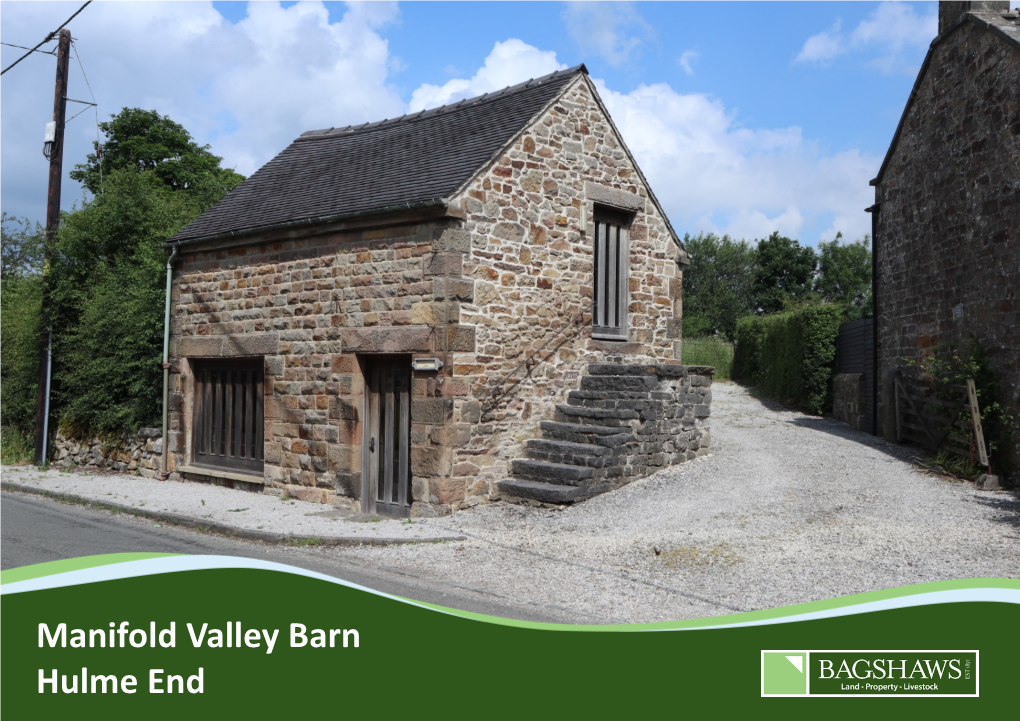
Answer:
[{"left": 170, "top": 65, "right": 588, "bottom": 243}]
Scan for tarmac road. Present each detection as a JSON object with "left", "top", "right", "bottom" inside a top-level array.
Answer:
[{"left": 0, "top": 491, "right": 588, "bottom": 624}]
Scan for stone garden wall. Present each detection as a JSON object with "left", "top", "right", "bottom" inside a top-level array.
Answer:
[
  {"left": 53, "top": 428, "right": 163, "bottom": 477},
  {"left": 832, "top": 373, "right": 866, "bottom": 432}
]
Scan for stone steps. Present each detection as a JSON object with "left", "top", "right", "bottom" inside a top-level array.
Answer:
[
  {"left": 496, "top": 479, "right": 583, "bottom": 504},
  {"left": 499, "top": 362, "right": 713, "bottom": 506},
  {"left": 554, "top": 404, "right": 642, "bottom": 427},
  {"left": 509, "top": 459, "right": 594, "bottom": 485},
  {"left": 525, "top": 438, "right": 611, "bottom": 457},
  {"left": 538, "top": 421, "right": 635, "bottom": 447},
  {"left": 523, "top": 438, "right": 616, "bottom": 468}
]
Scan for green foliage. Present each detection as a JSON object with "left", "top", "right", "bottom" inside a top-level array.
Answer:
[
  {"left": 48, "top": 170, "right": 207, "bottom": 434},
  {"left": 909, "top": 338, "right": 1019, "bottom": 474},
  {"left": 681, "top": 337, "right": 734, "bottom": 380},
  {"left": 752, "top": 232, "right": 817, "bottom": 315},
  {"left": 815, "top": 232, "right": 872, "bottom": 320},
  {"left": 70, "top": 108, "right": 244, "bottom": 205},
  {"left": 0, "top": 107, "right": 246, "bottom": 439},
  {"left": 1, "top": 274, "right": 43, "bottom": 435},
  {"left": 0, "top": 427, "right": 34, "bottom": 464},
  {"left": 681, "top": 232, "right": 757, "bottom": 341},
  {"left": 1, "top": 213, "right": 46, "bottom": 280},
  {"left": 735, "top": 304, "right": 843, "bottom": 415}
]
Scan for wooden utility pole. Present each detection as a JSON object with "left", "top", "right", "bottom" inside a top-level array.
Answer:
[{"left": 33, "top": 28, "right": 71, "bottom": 465}]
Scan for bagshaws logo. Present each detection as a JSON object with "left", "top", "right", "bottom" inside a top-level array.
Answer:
[{"left": 761, "top": 650, "right": 978, "bottom": 697}]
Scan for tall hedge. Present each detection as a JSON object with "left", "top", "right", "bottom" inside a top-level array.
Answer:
[
  {"left": 735, "top": 304, "right": 843, "bottom": 415},
  {"left": 0, "top": 275, "right": 43, "bottom": 435}
]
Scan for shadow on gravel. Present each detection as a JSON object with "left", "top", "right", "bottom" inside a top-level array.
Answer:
[
  {"left": 967, "top": 491, "right": 1020, "bottom": 531},
  {"left": 786, "top": 416, "right": 926, "bottom": 465}
]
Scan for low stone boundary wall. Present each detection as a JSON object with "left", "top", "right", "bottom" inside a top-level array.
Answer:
[
  {"left": 833, "top": 373, "right": 866, "bottom": 431},
  {"left": 53, "top": 428, "right": 163, "bottom": 477}
]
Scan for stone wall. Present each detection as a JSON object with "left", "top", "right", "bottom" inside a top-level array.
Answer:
[
  {"left": 53, "top": 428, "right": 163, "bottom": 477},
  {"left": 449, "top": 76, "right": 686, "bottom": 501},
  {"left": 501, "top": 364, "right": 712, "bottom": 505},
  {"left": 833, "top": 373, "right": 866, "bottom": 432},
  {"left": 166, "top": 74, "right": 690, "bottom": 514},
  {"left": 873, "top": 14, "right": 1020, "bottom": 472},
  {"left": 167, "top": 218, "right": 466, "bottom": 512}
]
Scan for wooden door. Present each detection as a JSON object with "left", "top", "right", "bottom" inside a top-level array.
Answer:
[
  {"left": 363, "top": 356, "right": 411, "bottom": 517},
  {"left": 192, "top": 358, "right": 264, "bottom": 474}
]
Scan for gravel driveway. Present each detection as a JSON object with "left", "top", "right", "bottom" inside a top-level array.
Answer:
[{"left": 329, "top": 381, "right": 1020, "bottom": 623}]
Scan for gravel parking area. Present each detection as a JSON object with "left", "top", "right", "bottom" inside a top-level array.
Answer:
[{"left": 326, "top": 381, "right": 1020, "bottom": 622}]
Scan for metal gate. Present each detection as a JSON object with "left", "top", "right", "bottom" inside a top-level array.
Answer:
[{"left": 362, "top": 356, "right": 412, "bottom": 517}]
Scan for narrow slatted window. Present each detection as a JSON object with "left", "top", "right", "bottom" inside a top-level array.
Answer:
[
  {"left": 192, "top": 358, "right": 264, "bottom": 474},
  {"left": 592, "top": 210, "right": 631, "bottom": 339}
]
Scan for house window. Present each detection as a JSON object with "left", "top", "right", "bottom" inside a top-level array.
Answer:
[
  {"left": 592, "top": 209, "right": 631, "bottom": 339},
  {"left": 192, "top": 358, "right": 264, "bottom": 474}
]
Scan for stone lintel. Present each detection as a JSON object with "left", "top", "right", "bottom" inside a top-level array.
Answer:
[
  {"left": 175, "top": 332, "right": 279, "bottom": 358},
  {"left": 341, "top": 325, "right": 434, "bottom": 353},
  {"left": 584, "top": 181, "right": 646, "bottom": 213}
]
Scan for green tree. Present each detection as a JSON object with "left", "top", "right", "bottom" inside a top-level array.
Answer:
[
  {"left": 49, "top": 170, "right": 210, "bottom": 434},
  {"left": 70, "top": 107, "right": 243, "bottom": 206},
  {"left": 681, "top": 232, "right": 757, "bottom": 340},
  {"left": 1, "top": 213, "right": 46, "bottom": 280},
  {"left": 1, "top": 215, "right": 46, "bottom": 442},
  {"left": 814, "top": 232, "right": 872, "bottom": 320},
  {"left": 752, "top": 231, "right": 817, "bottom": 314},
  {"left": 42, "top": 107, "right": 245, "bottom": 435}
]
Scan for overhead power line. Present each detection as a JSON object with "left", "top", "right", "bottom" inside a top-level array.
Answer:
[
  {"left": 1, "top": 0, "right": 92, "bottom": 76},
  {"left": 1, "top": 42, "right": 56, "bottom": 56}
]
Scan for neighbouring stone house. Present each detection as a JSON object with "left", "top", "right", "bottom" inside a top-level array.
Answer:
[
  {"left": 871, "top": 2, "right": 1020, "bottom": 473},
  {"left": 163, "top": 65, "right": 713, "bottom": 517}
]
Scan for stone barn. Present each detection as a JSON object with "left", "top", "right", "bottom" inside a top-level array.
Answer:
[
  {"left": 163, "top": 64, "right": 713, "bottom": 517},
  {"left": 870, "top": 2, "right": 1020, "bottom": 473}
]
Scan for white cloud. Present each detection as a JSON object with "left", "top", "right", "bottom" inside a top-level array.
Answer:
[
  {"left": 408, "top": 39, "right": 566, "bottom": 112},
  {"left": 1, "top": 7, "right": 876, "bottom": 246},
  {"left": 563, "top": 2, "right": 653, "bottom": 67},
  {"left": 593, "top": 78, "right": 876, "bottom": 242},
  {"left": 795, "top": 2, "right": 937, "bottom": 73},
  {"left": 678, "top": 49, "right": 699, "bottom": 76},
  {"left": 2, "top": 1, "right": 405, "bottom": 221},
  {"left": 795, "top": 19, "right": 845, "bottom": 65}
]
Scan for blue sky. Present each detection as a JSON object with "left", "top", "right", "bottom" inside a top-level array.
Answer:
[{"left": 4, "top": 1, "right": 997, "bottom": 246}]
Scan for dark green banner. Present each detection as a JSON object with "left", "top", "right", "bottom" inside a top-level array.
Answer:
[{"left": 1, "top": 556, "right": 1017, "bottom": 719}]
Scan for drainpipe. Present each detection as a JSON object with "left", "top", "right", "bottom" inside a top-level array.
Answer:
[
  {"left": 40, "top": 331, "right": 53, "bottom": 465},
  {"left": 160, "top": 243, "right": 180, "bottom": 481},
  {"left": 867, "top": 203, "right": 880, "bottom": 437}
]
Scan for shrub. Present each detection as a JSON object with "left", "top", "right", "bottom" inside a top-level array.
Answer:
[
  {"left": 735, "top": 304, "right": 843, "bottom": 415},
  {"left": 909, "top": 338, "right": 1020, "bottom": 475},
  {"left": 0, "top": 275, "right": 43, "bottom": 435}
]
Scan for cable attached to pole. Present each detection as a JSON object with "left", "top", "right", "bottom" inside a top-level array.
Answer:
[{"left": 1, "top": 0, "right": 92, "bottom": 76}]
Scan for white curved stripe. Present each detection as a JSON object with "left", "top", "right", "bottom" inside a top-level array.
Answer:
[
  {"left": 654, "top": 587, "right": 1020, "bottom": 631},
  {"left": 4, "top": 555, "right": 1017, "bottom": 629},
  {"left": 1, "top": 555, "right": 450, "bottom": 613}
]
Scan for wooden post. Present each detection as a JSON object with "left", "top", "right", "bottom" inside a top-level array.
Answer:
[
  {"left": 965, "top": 379, "right": 989, "bottom": 467},
  {"left": 33, "top": 28, "right": 71, "bottom": 465},
  {"left": 894, "top": 373, "right": 901, "bottom": 442}
]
